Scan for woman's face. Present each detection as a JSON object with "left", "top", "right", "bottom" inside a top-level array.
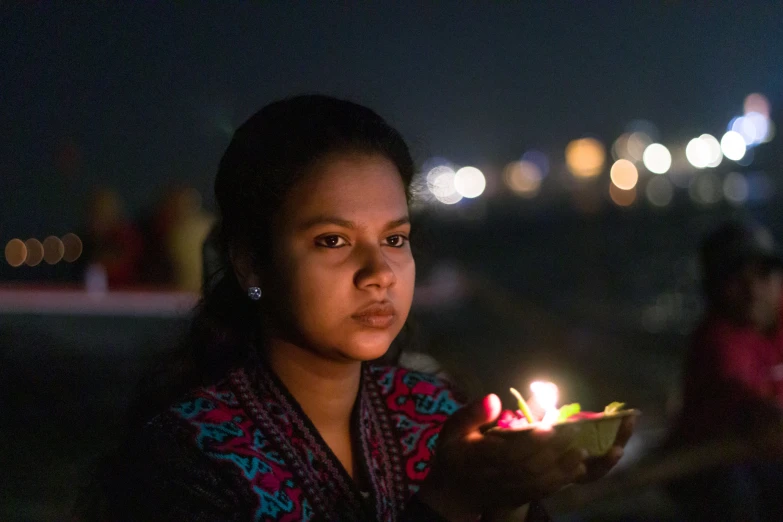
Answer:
[{"left": 266, "top": 152, "right": 415, "bottom": 362}]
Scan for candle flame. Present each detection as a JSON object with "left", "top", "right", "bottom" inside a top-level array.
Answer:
[{"left": 530, "top": 381, "right": 559, "bottom": 426}]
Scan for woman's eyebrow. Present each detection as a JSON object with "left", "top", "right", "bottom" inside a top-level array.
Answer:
[
  {"left": 299, "top": 216, "right": 355, "bottom": 230},
  {"left": 298, "top": 215, "right": 410, "bottom": 231},
  {"left": 384, "top": 216, "right": 410, "bottom": 230}
]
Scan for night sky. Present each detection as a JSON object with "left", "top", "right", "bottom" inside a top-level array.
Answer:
[{"left": 2, "top": 2, "right": 782, "bottom": 239}]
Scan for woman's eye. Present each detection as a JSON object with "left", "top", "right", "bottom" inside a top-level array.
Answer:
[
  {"left": 316, "top": 235, "right": 348, "bottom": 248},
  {"left": 384, "top": 235, "right": 408, "bottom": 248}
]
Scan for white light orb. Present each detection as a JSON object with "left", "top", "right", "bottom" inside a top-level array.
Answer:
[
  {"left": 720, "top": 131, "right": 746, "bottom": 161},
  {"left": 642, "top": 143, "right": 672, "bottom": 174},
  {"left": 426, "top": 166, "right": 458, "bottom": 199},
  {"left": 685, "top": 138, "right": 709, "bottom": 169},
  {"left": 699, "top": 134, "right": 722, "bottom": 168},
  {"left": 453, "top": 166, "right": 486, "bottom": 198}
]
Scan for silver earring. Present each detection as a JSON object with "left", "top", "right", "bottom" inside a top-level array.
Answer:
[{"left": 247, "top": 287, "right": 262, "bottom": 301}]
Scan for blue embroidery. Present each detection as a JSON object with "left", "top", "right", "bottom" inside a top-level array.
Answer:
[
  {"left": 171, "top": 397, "right": 214, "bottom": 419},
  {"left": 196, "top": 421, "right": 244, "bottom": 448},
  {"left": 253, "top": 487, "right": 295, "bottom": 519},
  {"left": 208, "top": 451, "right": 272, "bottom": 480}
]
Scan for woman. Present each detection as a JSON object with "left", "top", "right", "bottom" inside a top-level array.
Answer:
[{"left": 82, "top": 95, "right": 632, "bottom": 521}]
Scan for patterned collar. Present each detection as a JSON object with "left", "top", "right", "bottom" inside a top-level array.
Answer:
[{"left": 229, "top": 363, "right": 407, "bottom": 521}]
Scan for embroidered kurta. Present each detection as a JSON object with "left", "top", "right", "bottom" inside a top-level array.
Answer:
[{"left": 84, "top": 364, "right": 550, "bottom": 521}]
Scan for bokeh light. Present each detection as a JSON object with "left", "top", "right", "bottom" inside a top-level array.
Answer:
[
  {"left": 612, "top": 133, "right": 632, "bottom": 161},
  {"left": 609, "top": 183, "right": 636, "bottom": 207},
  {"left": 62, "top": 233, "right": 83, "bottom": 263},
  {"left": 504, "top": 161, "right": 542, "bottom": 198},
  {"left": 685, "top": 138, "right": 709, "bottom": 169},
  {"left": 731, "top": 113, "right": 771, "bottom": 146},
  {"left": 566, "top": 138, "right": 605, "bottom": 178},
  {"left": 642, "top": 143, "right": 671, "bottom": 174},
  {"left": 454, "top": 166, "right": 486, "bottom": 198},
  {"left": 626, "top": 132, "right": 652, "bottom": 162},
  {"left": 5, "top": 239, "right": 27, "bottom": 267},
  {"left": 427, "top": 165, "right": 463, "bottom": 204},
  {"left": 43, "top": 236, "right": 65, "bottom": 265},
  {"left": 24, "top": 238, "right": 44, "bottom": 267},
  {"left": 699, "top": 134, "right": 722, "bottom": 168},
  {"left": 723, "top": 172, "right": 749, "bottom": 205},
  {"left": 689, "top": 172, "right": 722, "bottom": 205},
  {"left": 720, "top": 131, "right": 746, "bottom": 161},
  {"left": 744, "top": 93, "right": 770, "bottom": 119},
  {"left": 645, "top": 176, "right": 674, "bottom": 207},
  {"left": 610, "top": 159, "right": 638, "bottom": 190}
]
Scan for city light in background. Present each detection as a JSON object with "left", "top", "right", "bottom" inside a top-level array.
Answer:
[
  {"left": 412, "top": 92, "right": 774, "bottom": 212},
  {"left": 685, "top": 137, "right": 710, "bottom": 169},
  {"left": 504, "top": 160, "right": 543, "bottom": 198},
  {"left": 453, "top": 166, "right": 486, "bottom": 198},
  {"left": 720, "top": 131, "right": 746, "bottom": 161},
  {"left": 426, "top": 165, "right": 463, "bottom": 205},
  {"left": 565, "top": 138, "right": 606, "bottom": 179},
  {"left": 610, "top": 159, "right": 639, "bottom": 190},
  {"left": 642, "top": 144, "right": 672, "bottom": 174},
  {"left": 5, "top": 92, "right": 778, "bottom": 255},
  {"left": 5, "top": 235, "right": 82, "bottom": 268},
  {"left": 609, "top": 183, "right": 636, "bottom": 207}
]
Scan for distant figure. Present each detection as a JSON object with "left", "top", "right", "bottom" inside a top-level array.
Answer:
[
  {"left": 164, "top": 187, "right": 214, "bottom": 293},
  {"left": 670, "top": 220, "right": 783, "bottom": 521},
  {"left": 83, "top": 188, "right": 144, "bottom": 288}
]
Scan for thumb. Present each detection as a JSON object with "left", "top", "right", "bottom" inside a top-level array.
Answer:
[{"left": 445, "top": 394, "right": 502, "bottom": 437}]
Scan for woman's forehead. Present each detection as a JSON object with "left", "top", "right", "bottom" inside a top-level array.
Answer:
[{"left": 283, "top": 153, "right": 409, "bottom": 224}]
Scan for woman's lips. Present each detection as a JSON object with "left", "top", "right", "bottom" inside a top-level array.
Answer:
[{"left": 352, "top": 302, "right": 396, "bottom": 329}]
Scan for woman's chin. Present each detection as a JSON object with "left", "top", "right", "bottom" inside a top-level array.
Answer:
[{"left": 342, "top": 332, "right": 395, "bottom": 361}]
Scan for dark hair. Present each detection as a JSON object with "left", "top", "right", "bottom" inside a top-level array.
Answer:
[
  {"left": 131, "top": 95, "right": 416, "bottom": 425},
  {"left": 700, "top": 220, "right": 783, "bottom": 305}
]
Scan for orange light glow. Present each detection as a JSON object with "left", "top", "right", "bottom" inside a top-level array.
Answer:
[
  {"left": 43, "top": 236, "right": 65, "bottom": 265},
  {"left": 610, "top": 183, "right": 637, "bottom": 207},
  {"left": 5, "top": 239, "right": 27, "bottom": 267},
  {"left": 504, "top": 160, "right": 542, "bottom": 197},
  {"left": 24, "top": 239, "right": 44, "bottom": 267},
  {"left": 610, "top": 159, "right": 639, "bottom": 190},
  {"left": 62, "top": 233, "right": 83, "bottom": 263},
  {"left": 566, "top": 138, "right": 605, "bottom": 179}
]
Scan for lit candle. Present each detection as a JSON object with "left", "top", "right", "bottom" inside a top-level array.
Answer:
[{"left": 530, "top": 381, "right": 559, "bottom": 427}]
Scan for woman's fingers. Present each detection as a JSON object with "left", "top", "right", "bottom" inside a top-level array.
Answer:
[
  {"left": 614, "top": 416, "right": 635, "bottom": 447},
  {"left": 579, "top": 446, "right": 624, "bottom": 482}
]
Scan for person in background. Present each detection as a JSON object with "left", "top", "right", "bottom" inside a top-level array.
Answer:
[
  {"left": 670, "top": 220, "right": 783, "bottom": 521},
  {"left": 76, "top": 95, "right": 632, "bottom": 521},
  {"left": 165, "top": 186, "right": 215, "bottom": 293},
  {"left": 82, "top": 187, "right": 144, "bottom": 288}
]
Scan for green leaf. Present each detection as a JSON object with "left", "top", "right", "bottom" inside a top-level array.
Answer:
[
  {"left": 557, "top": 403, "right": 581, "bottom": 421},
  {"left": 604, "top": 402, "right": 625, "bottom": 414},
  {"left": 509, "top": 387, "right": 535, "bottom": 423}
]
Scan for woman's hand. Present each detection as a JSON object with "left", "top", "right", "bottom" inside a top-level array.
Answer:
[
  {"left": 577, "top": 415, "right": 635, "bottom": 483},
  {"left": 418, "top": 394, "right": 587, "bottom": 521}
]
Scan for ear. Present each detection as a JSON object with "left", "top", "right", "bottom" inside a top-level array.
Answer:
[{"left": 229, "top": 246, "right": 260, "bottom": 291}]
